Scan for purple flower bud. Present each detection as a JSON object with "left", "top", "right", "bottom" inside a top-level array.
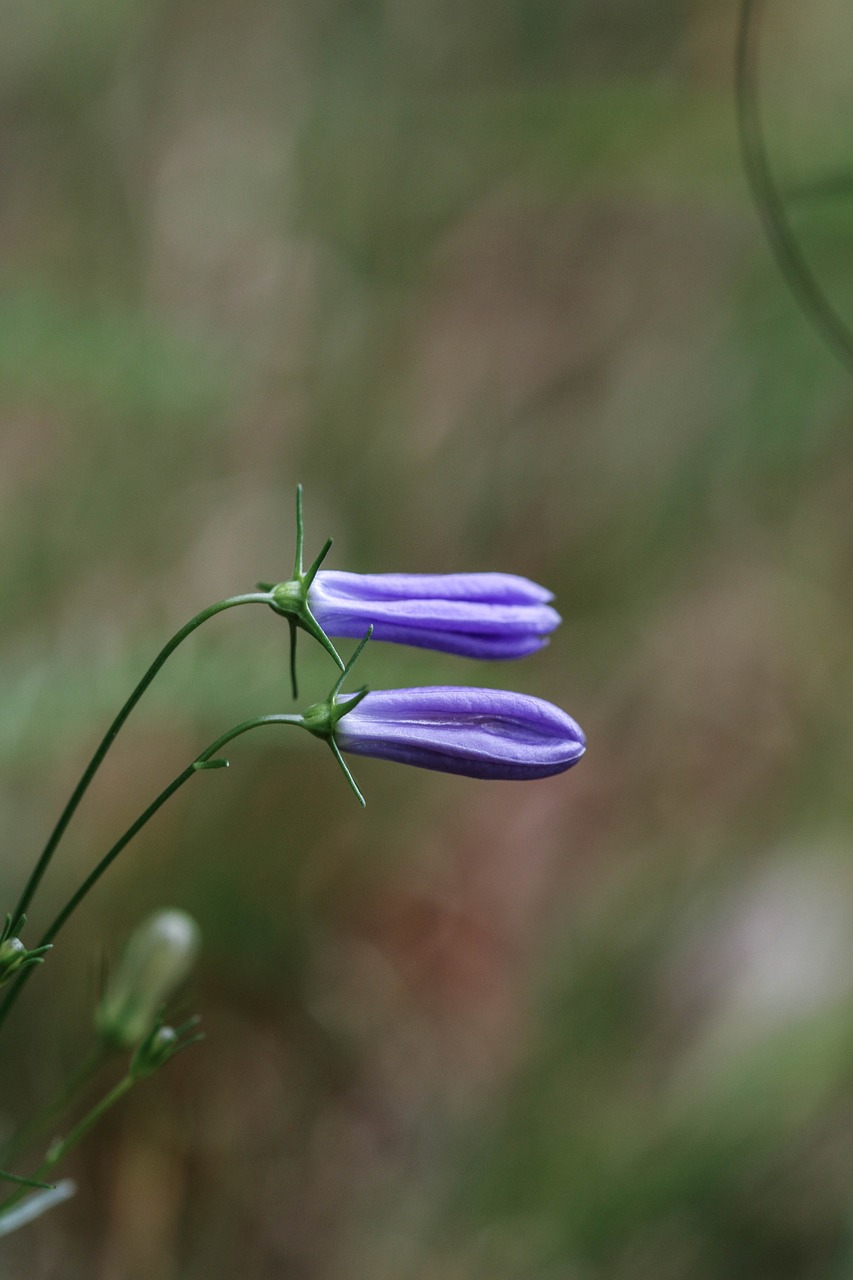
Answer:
[
  {"left": 307, "top": 572, "right": 561, "bottom": 660},
  {"left": 333, "top": 686, "right": 585, "bottom": 781}
]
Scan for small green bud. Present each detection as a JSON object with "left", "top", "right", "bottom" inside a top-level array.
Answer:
[
  {"left": 97, "top": 909, "right": 200, "bottom": 1049},
  {"left": 131, "top": 1024, "right": 178, "bottom": 1078},
  {"left": 130, "top": 1016, "right": 202, "bottom": 1079},
  {"left": 0, "top": 935, "right": 51, "bottom": 986},
  {"left": 0, "top": 938, "right": 27, "bottom": 983}
]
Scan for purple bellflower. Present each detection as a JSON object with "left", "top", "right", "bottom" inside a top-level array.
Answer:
[
  {"left": 294, "top": 631, "right": 586, "bottom": 804},
  {"left": 307, "top": 571, "right": 561, "bottom": 660},
  {"left": 261, "top": 488, "right": 562, "bottom": 695},
  {"left": 333, "top": 686, "right": 586, "bottom": 781}
]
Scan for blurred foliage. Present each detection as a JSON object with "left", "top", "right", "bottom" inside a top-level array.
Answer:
[{"left": 3, "top": 0, "right": 853, "bottom": 1276}]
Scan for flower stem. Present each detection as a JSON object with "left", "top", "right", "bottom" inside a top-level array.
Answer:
[
  {"left": 0, "top": 1044, "right": 110, "bottom": 1168},
  {"left": 0, "top": 715, "right": 303, "bottom": 1039},
  {"left": 0, "top": 1074, "right": 136, "bottom": 1220},
  {"left": 11, "top": 593, "right": 273, "bottom": 928}
]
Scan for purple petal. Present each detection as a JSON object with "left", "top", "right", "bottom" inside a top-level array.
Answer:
[
  {"left": 335, "top": 687, "right": 586, "bottom": 781},
  {"left": 338, "top": 625, "right": 551, "bottom": 659},
  {"left": 316, "top": 572, "right": 554, "bottom": 605},
  {"left": 309, "top": 572, "right": 561, "bottom": 660}
]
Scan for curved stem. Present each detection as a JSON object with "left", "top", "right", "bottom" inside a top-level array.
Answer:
[
  {"left": 11, "top": 593, "right": 273, "bottom": 928},
  {"left": 0, "top": 714, "right": 303, "bottom": 1039},
  {"left": 735, "top": 0, "right": 853, "bottom": 375}
]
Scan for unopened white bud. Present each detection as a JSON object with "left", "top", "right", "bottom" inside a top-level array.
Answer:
[{"left": 97, "top": 909, "right": 201, "bottom": 1049}]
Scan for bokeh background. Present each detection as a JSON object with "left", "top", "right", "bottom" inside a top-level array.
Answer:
[{"left": 3, "top": 0, "right": 853, "bottom": 1275}]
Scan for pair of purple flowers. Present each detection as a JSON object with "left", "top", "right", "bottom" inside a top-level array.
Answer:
[{"left": 263, "top": 489, "right": 585, "bottom": 798}]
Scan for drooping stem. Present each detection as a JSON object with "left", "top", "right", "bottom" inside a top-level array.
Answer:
[
  {"left": 11, "top": 592, "right": 273, "bottom": 928},
  {"left": 0, "top": 714, "right": 303, "bottom": 1038}
]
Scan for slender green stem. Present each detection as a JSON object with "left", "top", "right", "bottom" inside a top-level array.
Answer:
[
  {"left": 0, "top": 1075, "right": 135, "bottom": 1218},
  {"left": 47, "top": 1075, "right": 134, "bottom": 1168},
  {"left": 0, "top": 1045, "right": 110, "bottom": 1168},
  {"left": 0, "top": 715, "right": 303, "bottom": 1038},
  {"left": 11, "top": 593, "right": 273, "bottom": 928}
]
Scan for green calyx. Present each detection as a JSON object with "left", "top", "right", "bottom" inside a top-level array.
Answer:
[
  {"left": 259, "top": 484, "right": 344, "bottom": 698},
  {"left": 299, "top": 699, "right": 338, "bottom": 739},
  {"left": 269, "top": 579, "right": 304, "bottom": 612},
  {"left": 0, "top": 915, "right": 51, "bottom": 987},
  {"left": 296, "top": 626, "right": 374, "bottom": 806},
  {"left": 300, "top": 688, "right": 367, "bottom": 741},
  {"left": 130, "top": 1014, "right": 203, "bottom": 1080}
]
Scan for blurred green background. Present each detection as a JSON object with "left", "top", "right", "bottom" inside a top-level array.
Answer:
[{"left": 3, "top": 0, "right": 853, "bottom": 1275}]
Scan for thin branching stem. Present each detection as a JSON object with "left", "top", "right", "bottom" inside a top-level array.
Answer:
[
  {"left": 0, "top": 1075, "right": 135, "bottom": 1219},
  {"left": 11, "top": 593, "right": 273, "bottom": 928},
  {"left": 0, "top": 1044, "right": 110, "bottom": 1168},
  {"left": 0, "top": 715, "right": 302, "bottom": 1038}
]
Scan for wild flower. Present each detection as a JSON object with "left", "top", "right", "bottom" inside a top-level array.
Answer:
[
  {"left": 0, "top": 487, "right": 586, "bottom": 1235},
  {"left": 331, "top": 685, "right": 585, "bottom": 780},
  {"left": 305, "top": 570, "right": 561, "bottom": 659},
  {"left": 291, "top": 628, "right": 585, "bottom": 801},
  {"left": 263, "top": 486, "right": 561, "bottom": 691}
]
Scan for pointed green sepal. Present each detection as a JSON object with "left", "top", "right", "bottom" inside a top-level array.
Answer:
[
  {"left": 328, "top": 737, "right": 366, "bottom": 807},
  {"left": 292, "top": 481, "right": 305, "bottom": 579},
  {"left": 333, "top": 627, "right": 373, "bottom": 695},
  {"left": 288, "top": 618, "right": 299, "bottom": 699},
  {"left": 296, "top": 626, "right": 373, "bottom": 806},
  {"left": 0, "top": 935, "right": 52, "bottom": 987},
  {"left": 303, "top": 536, "right": 334, "bottom": 588},
  {"left": 130, "top": 1011, "right": 203, "bottom": 1079},
  {"left": 301, "top": 606, "right": 345, "bottom": 671},
  {"left": 265, "top": 487, "right": 345, "bottom": 688}
]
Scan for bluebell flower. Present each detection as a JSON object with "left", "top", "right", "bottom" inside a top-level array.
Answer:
[
  {"left": 261, "top": 488, "right": 562, "bottom": 694},
  {"left": 307, "top": 572, "right": 561, "bottom": 660},
  {"left": 304, "top": 685, "right": 585, "bottom": 784}
]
